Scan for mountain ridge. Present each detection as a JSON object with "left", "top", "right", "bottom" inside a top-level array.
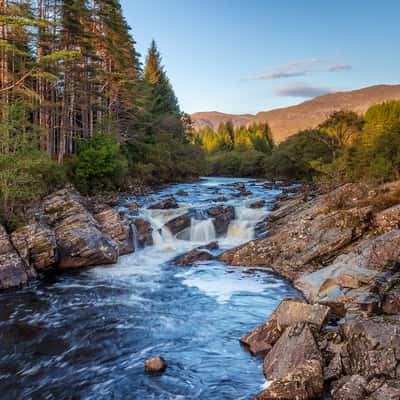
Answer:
[{"left": 191, "top": 84, "right": 400, "bottom": 142}]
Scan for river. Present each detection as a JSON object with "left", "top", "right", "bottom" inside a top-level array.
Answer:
[{"left": 0, "top": 177, "right": 298, "bottom": 400}]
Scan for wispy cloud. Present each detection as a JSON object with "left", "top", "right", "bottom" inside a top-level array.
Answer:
[
  {"left": 328, "top": 64, "right": 352, "bottom": 72},
  {"left": 245, "top": 58, "right": 352, "bottom": 80},
  {"left": 275, "top": 82, "right": 335, "bottom": 98}
]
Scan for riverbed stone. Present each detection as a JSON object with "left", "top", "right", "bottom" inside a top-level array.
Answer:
[
  {"left": 132, "top": 218, "right": 153, "bottom": 248},
  {"left": 144, "top": 356, "right": 167, "bottom": 374},
  {"left": 148, "top": 197, "right": 178, "bottom": 210},
  {"left": 173, "top": 249, "right": 215, "bottom": 266},
  {"left": 207, "top": 205, "right": 235, "bottom": 236},
  {"left": 164, "top": 213, "right": 191, "bottom": 235}
]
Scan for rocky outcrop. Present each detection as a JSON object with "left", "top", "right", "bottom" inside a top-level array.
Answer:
[
  {"left": 0, "top": 225, "right": 36, "bottom": 289},
  {"left": 148, "top": 197, "right": 178, "bottom": 209},
  {"left": 42, "top": 188, "right": 119, "bottom": 269},
  {"left": 132, "top": 218, "right": 153, "bottom": 248},
  {"left": 94, "top": 205, "right": 134, "bottom": 255},
  {"left": 250, "top": 200, "right": 265, "bottom": 209},
  {"left": 11, "top": 223, "right": 58, "bottom": 271},
  {"left": 207, "top": 205, "right": 235, "bottom": 236},
  {"left": 218, "top": 181, "right": 400, "bottom": 399}
]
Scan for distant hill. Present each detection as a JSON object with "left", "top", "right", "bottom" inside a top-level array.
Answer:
[{"left": 191, "top": 85, "right": 400, "bottom": 143}]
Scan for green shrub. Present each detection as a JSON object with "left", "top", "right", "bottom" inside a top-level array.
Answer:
[{"left": 66, "top": 131, "right": 128, "bottom": 194}]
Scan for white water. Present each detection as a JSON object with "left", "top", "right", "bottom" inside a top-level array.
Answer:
[{"left": 189, "top": 218, "right": 216, "bottom": 242}]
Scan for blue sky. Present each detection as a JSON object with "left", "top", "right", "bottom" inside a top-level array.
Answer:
[{"left": 120, "top": 0, "right": 400, "bottom": 115}]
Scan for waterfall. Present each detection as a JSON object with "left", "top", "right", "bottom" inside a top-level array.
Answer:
[
  {"left": 190, "top": 218, "right": 216, "bottom": 242},
  {"left": 130, "top": 223, "right": 139, "bottom": 251}
]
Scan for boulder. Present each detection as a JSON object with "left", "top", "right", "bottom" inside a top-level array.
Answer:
[
  {"left": 174, "top": 249, "right": 214, "bottom": 266},
  {"left": 164, "top": 213, "right": 191, "bottom": 235},
  {"left": 0, "top": 225, "right": 36, "bottom": 289},
  {"left": 43, "top": 188, "right": 119, "bottom": 269},
  {"left": 263, "top": 323, "right": 322, "bottom": 380},
  {"left": 373, "top": 204, "right": 400, "bottom": 234},
  {"left": 198, "top": 241, "right": 219, "bottom": 251},
  {"left": 250, "top": 200, "right": 266, "bottom": 209},
  {"left": 144, "top": 356, "right": 167, "bottom": 374},
  {"left": 125, "top": 201, "right": 139, "bottom": 213},
  {"left": 11, "top": 223, "right": 58, "bottom": 271},
  {"left": 331, "top": 375, "right": 368, "bottom": 400},
  {"left": 382, "top": 279, "right": 400, "bottom": 315},
  {"left": 367, "top": 382, "right": 400, "bottom": 400},
  {"left": 148, "top": 197, "right": 178, "bottom": 210},
  {"left": 341, "top": 316, "right": 400, "bottom": 379},
  {"left": 241, "top": 298, "right": 330, "bottom": 356},
  {"left": 94, "top": 206, "right": 134, "bottom": 255},
  {"left": 207, "top": 205, "right": 235, "bottom": 236},
  {"left": 132, "top": 218, "right": 153, "bottom": 248},
  {"left": 255, "top": 360, "right": 324, "bottom": 400}
]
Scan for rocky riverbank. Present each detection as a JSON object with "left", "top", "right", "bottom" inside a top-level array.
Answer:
[{"left": 219, "top": 181, "right": 400, "bottom": 399}]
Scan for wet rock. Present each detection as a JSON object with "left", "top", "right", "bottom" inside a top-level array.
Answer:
[
  {"left": 341, "top": 316, "right": 400, "bottom": 379},
  {"left": 43, "top": 187, "right": 119, "bottom": 269},
  {"left": 144, "top": 356, "right": 167, "bottom": 374},
  {"left": 331, "top": 375, "right": 368, "bottom": 400},
  {"left": 255, "top": 360, "right": 324, "bottom": 400},
  {"left": 255, "top": 218, "right": 269, "bottom": 239},
  {"left": 132, "top": 218, "right": 153, "bottom": 248},
  {"left": 176, "top": 190, "right": 188, "bottom": 196},
  {"left": 250, "top": 200, "right": 266, "bottom": 209},
  {"left": 268, "top": 198, "right": 304, "bottom": 222},
  {"left": 11, "top": 223, "right": 58, "bottom": 271},
  {"left": 0, "top": 225, "right": 36, "bottom": 289},
  {"left": 164, "top": 213, "right": 191, "bottom": 235},
  {"left": 174, "top": 249, "right": 215, "bottom": 266},
  {"left": 263, "top": 323, "right": 322, "bottom": 380},
  {"left": 198, "top": 241, "right": 219, "bottom": 251},
  {"left": 241, "top": 298, "right": 330, "bottom": 356},
  {"left": 211, "top": 196, "right": 228, "bottom": 203},
  {"left": 94, "top": 206, "right": 134, "bottom": 255},
  {"left": 125, "top": 201, "right": 139, "bottom": 213},
  {"left": 148, "top": 197, "right": 178, "bottom": 210},
  {"left": 207, "top": 205, "right": 235, "bottom": 236}
]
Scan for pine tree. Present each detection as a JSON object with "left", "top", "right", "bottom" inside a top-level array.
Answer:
[{"left": 143, "top": 40, "right": 180, "bottom": 118}]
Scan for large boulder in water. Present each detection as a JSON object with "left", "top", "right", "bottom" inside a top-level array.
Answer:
[
  {"left": 207, "top": 205, "right": 235, "bottom": 236},
  {"left": 11, "top": 223, "right": 58, "bottom": 271},
  {"left": 148, "top": 197, "right": 178, "bottom": 210},
  {"left": 174, "top": 249, "right": 215, "bottom": 266},
  {"left": 132, "top": 218, "right": 153, "bottom": 248},
  {"left": 0, "top": 225, "right": 36, "bottom": 289},
  {"left": 144, "top": 356, "right": 167, "bottom": 374},
  {"left": 42, "top": 187, "right": 119, "bottom": 269},
  {"left": 164, "top": 213, "right": 191, "bottom": 235},
  {"left": 94, "top": 205, "right": 134, "bottom": 255}
]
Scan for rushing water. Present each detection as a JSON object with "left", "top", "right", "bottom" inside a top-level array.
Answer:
[{"left": 0, "top": 177, "right": 299, "bottom": 400}]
